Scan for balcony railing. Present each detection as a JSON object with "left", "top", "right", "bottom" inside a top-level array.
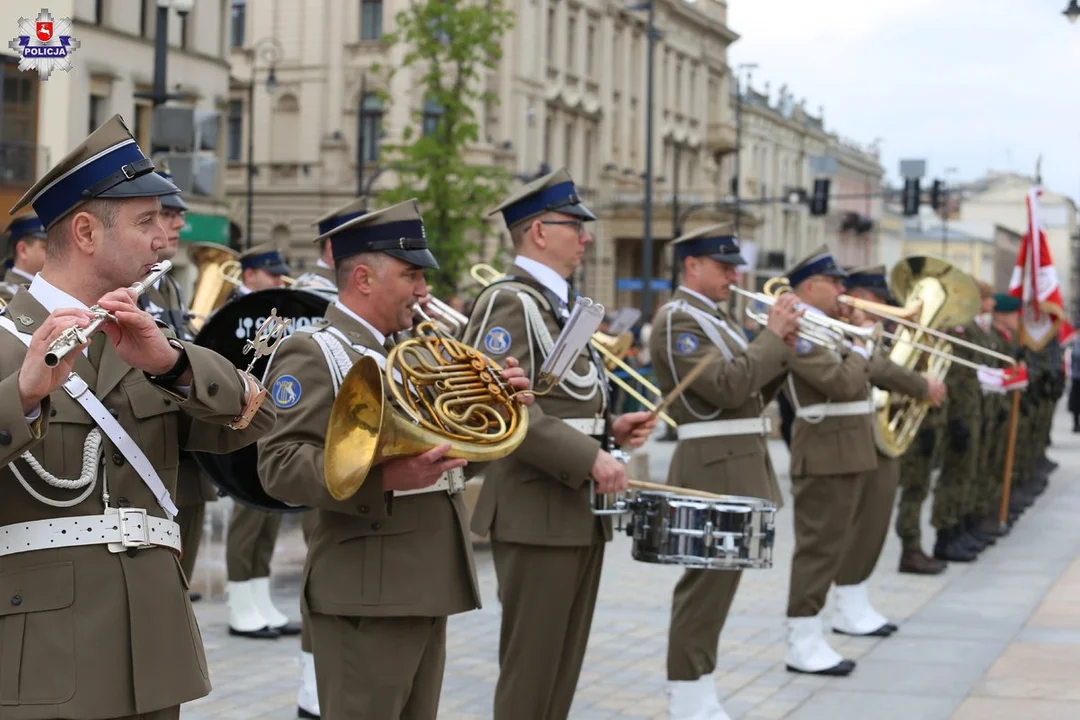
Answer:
[{"left": 0, "top": 142, "right": 49, "bottom": 187}]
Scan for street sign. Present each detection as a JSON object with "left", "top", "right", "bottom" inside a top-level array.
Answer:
[
  {"left": 616, "top": 277, "right": 672, "bottom": 291},
  {"left": 899, "top": 159, "right": 926, "bottom": 180}
]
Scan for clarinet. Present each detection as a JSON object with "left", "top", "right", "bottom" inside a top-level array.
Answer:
[{"left": 44, "top": 261, "right": 174, "bottom": 367}]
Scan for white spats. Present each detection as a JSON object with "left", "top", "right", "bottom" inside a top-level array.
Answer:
[{"left": 666, "top": 674, "right": 731, "bottom": 720}]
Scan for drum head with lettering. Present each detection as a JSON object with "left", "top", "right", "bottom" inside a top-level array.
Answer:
[{"left": 189, "top": 288, "right": 330, "bottom": 512}]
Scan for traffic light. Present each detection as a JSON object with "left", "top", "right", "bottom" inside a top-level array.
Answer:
[
  {"left": 930, "top": 179, "right": 944, "bottom": 210},
  {"left": 902, "top": 178, "right": 921, "bottom": 216},
  {"left": 809, "top": 178, "right": 830, "bottom": 216}
]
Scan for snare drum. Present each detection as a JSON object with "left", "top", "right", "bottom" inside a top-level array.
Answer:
[
  {"left": 590, "top": 481, "right": 630, "bottom": 516},
  {"left": 627, "top": 490, "right": 776, "bottom": 570}
]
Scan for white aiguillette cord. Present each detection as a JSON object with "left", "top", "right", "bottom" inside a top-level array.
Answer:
[{"left": 0, "top": 315, "right": 179, "bottom": 518}]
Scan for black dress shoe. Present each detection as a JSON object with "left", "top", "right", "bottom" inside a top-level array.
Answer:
[
  {"left": 298, "top": 707, "right": 320, "bottom": 719},
  {"left": 786, "top": 659, "right": 856, "bottom": 676},
  {"left": 189, "top": 591, "right": 202, "bottom": 603},
  {"left": 274, "top": 622, "right": 303, "bottom": 636},
  {"left": 229, "top": 626, "right": 281, "bottom": 639},
  {"left": 833, "top": 623, "right": 892, "bottom": 638}
]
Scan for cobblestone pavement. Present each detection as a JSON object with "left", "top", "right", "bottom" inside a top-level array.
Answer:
[{"left": 182, "top": 407, "right": 1080, "bottom": 719}]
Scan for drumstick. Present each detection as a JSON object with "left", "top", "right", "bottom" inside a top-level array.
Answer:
[
  {"left": 626, "top": 478, "right": 728, "bottom": 501},
  {"left": 646, "top": 348, "right": 724, "bottom": 423}
]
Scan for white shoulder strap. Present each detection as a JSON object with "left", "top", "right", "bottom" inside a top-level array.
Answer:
[{"left": 0, "top": 316, "right": 178, "bottom": 518}]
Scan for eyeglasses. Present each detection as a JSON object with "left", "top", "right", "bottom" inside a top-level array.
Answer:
[{"left": 540, "top": 220, "right": 587, "bottom": 237}]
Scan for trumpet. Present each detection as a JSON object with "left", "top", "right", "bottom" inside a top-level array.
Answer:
[
  {"left": 417, "top": 296, "right": 468, "bottom": 337},
  {"left": 469, "top": 263, "right": 676, "bottom": 428},
  {"left": 44, "top": 260, "right": 174, "bottom": 367},
  {"left": 218, "top": 259, "right": 296, "bottom": 288}
]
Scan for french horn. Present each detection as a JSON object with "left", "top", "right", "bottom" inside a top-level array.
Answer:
[{"left": 323, "top": 319, "right": 530, "bottom": 501}]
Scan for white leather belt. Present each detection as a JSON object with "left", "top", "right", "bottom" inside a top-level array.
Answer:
[
  {"left": 394, "top": 468, "right": 467, "bottom": 497},
  {"left": 564, "top": 417, "right": 605, "bottom": 436},
  {"left": 0, "top": 508, "right": 182, "bottom": 557},
  {"left": 795, "top": 400, "right": 873, "bottom": 419},
  {"left": 677, "top": 417, "right": 772, "bottom": 440}
]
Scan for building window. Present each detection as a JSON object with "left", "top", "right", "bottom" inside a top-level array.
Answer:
[
  {"left": 361, "top": 0, "right": 383, "bottom": 40},
  {"left": 583, "top": 127, "right": 594, "bottom": 186},
  {"left": 586, "top": 23, "right": 596, "bottom": 79},
  {"left": 675, "top": 60, "right": 682, "bottom": 113},
  {"left": 422, "top": 97, "right": 443, "bottom": 136},
  {"left": 231, "top": 0, "right": 246, "bottom": 48},
  {"left": 180, "top": 11, "right": 189, "bottom": 50},
  {"left": 566, "top": 14, "right": 575, "bottom": 72},
  {"left": 227, "top": 99, "right": 244, "bottom": 161},
  {"left": 134, "top": 102, "right": 152, "bottom": 151},
  {"left": 563, "top": 121, "right": 573, "bottom": 174},
  {"left": 95, "top": 0, "right": 105, "bottom": 26},
  {"left": 546, "top": 7, "right": 556, "bottom": 65},
  {"left": 140, "top": 0, "right": 150, "bottom": 37},
  {"left": 543, "top": 114, "right": 553, "bottom": 165},
  {"left": 89, "top": 95, "right": 107, "bottom": 135},
  {"left": 0, "top": 59, "right": 40, "bottom": 185},
  {"left": 359, "top": 93, "right": 383, "bottom": 162}
]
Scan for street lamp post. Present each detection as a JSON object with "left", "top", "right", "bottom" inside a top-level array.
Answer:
[
  {"left": 245, "top": 38, "right": 283, "bottom": 250},
  {"left": 1064, "top": 1, "right": 1080, "bottom": 23},
  {"left": 133, "top": 0, "right": 194, "bottom": 149}
]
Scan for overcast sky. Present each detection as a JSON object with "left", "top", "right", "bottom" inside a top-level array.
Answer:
[{"left": 726, "top": 0, "right": 1080, "bottom": 202}]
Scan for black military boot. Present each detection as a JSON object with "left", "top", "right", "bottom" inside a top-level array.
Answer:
[
  {"left": 934, "top": 528, "right": 977, "bottom": 562},
  {"left": 976, "top": 515, "right": 1007, "bottom": 538},
  {"left": 953, "top": 521, "right": 987, "bottom": 553},
  {"left": 965, "top": 515, "right": 997, "bottom": 546}
]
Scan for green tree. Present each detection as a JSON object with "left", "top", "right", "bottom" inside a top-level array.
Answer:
[{"left": 376, "top": 0, "right": 516, "bottom": 295}]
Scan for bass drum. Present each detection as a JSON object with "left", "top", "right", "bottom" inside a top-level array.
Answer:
[{"left": 190, "top": 288, "right": 330, "bottom": 512}]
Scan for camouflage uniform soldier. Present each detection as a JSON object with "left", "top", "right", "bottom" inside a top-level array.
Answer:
[
  {"left": 972, "top": 289, "right": 1010, "bottom": 537},
  {"left": 985, "top": 295, "right": 1025, "bottom": 524},
  {"left": 896, "top": 405, "right": 953, "bottom": 570},
  {"left": 931, "top": 320, "right": 990, "bottom": 561}
]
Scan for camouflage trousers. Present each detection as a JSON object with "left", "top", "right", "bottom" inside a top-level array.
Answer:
[
  {"left": 1011, "top": 397, "right": 1041, "bottom": 489},
  {"left": 971, "top": 392, "right": 1006, "bottom": 518},
  {"left": 895, "top": 425, "right": 944, "bottom": 551},
  {"left": 932, "top": 411, "right": 980, "bottom": 530}
]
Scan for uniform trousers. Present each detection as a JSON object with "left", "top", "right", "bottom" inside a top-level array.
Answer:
[
  {"left": 787, "top": 472, "right": 868, "bottom": 617},
  {"left": 491, "top": 539, "right": 605, "bottom": 720},
  {"left": 667, "top": 569, "right": 741, "bottom": 680},
  {"left": 300, "top": 510, "right": 319, "bottom": 654},
  {"left": 895, "top": 426, "right": 944, "bottom": 550},
  {"left": 225, "top": 504, "right": 282, "bottom": 581},
  {"left": 933, "top": 418, "right": 979, "bottom": 529},
  {"left": 309, "top": 613, "right": 446, "bottom": 720},
  {"left": 836, "top": 455, "right": 898, "bottom": 585},
  {"left": 176, "top": 502, "right": 205, "bottom": 580}
]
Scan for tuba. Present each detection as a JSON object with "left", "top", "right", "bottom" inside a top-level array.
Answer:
[
  {"left": 324, "top": 320, "right": 530, "bottom": 501},
  {"left": 871, "top": 256, "right": 982, "bottom": 457},
  {"left": 187, "top": 242, "right": 240, "bottom": 332}
]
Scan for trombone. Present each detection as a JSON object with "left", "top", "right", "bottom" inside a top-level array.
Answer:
[
  {"left": 731, "top": 285, "right": 881, "bottom": 352},
  {"left": 469, "top": 263, "right": 677, "bottom": 428}
]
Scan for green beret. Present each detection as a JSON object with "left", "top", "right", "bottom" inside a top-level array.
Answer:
[{"left": 993, "top": 293, "right": 1021, "bottom": 313}]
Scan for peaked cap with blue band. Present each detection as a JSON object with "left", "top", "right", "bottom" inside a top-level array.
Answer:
[
  {"left": 155, "top": 162, "right": 188, "bottom": 211},
  {"left": 786, "top": 243, "right": 847, "bottom": 288},
  {"left": 312, "top": 197, "right": 368, "bottom": 237},
  {"left": 240, "top": 242, "right": 291, "bottom": 276},
  {"left": 489, "top": 167, "right": 597, "bottom": 228},
  {"left": 671, "top": 222, "right": 745, "bottom": 266},
  {"left": 314, "top": 198, "right": 438, "bottom": 270},
  {"left": 9, "top": 114, "right": 180, "bottom": 229},
  {"left": 844, "top": 264, "right": 896, "bottom": 305},
  {"left": 5, "top": 212, "right": 46, "bottom": 247}
]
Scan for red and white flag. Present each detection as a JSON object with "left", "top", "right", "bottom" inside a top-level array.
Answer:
[{"left": 1008, "top": 186, "right": 1065, "bottom": 349}]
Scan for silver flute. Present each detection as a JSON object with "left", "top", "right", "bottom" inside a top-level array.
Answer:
[{"left": 44, "top": 260, "right": 174, "bottom": 367}]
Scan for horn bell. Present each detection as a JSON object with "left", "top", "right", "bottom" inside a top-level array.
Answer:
[{"left": 187, "top": 242, "right": 240, "bottom": 332}]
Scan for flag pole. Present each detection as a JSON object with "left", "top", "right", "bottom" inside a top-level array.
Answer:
[{"left": 998, "top": 386, "right": 1021, "bottom": 529}]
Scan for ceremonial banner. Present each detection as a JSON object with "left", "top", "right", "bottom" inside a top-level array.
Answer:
[{"left": 1008, "top": 187, "right": 1065, "bottom": 350}]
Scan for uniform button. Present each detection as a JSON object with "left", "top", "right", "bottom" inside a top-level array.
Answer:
[
  {"left": 10, "top": 594, "right": 21, "bottom": 607},
  {"left": 370, "top": 522, "right": 381, "bottom": 531},
  {"left": 50, "top": 408, "right": 57, "bottom": 417},
  {"left": 112, "top": 452, "right": 125, "bottom": 466},
  {"left": 108, "top": 408, "right": 119, "bottom": 418},
  {"left": 358, "top": 505, "right": 369, "bottom": 514},
  {"left": 208, "top": 382, "right": 219, "bottom": 397},
  {"left": 0, "top": 431, "right": 10, "bottom": 446},
  {"left": 162, "top": 398, "right": 172, "bottom": 406},
  {"left": 117, "top": 497, "right": 130, "bottom": 507},
  {"left": 560, "top": 472, "right": 569, "bottom": 481}
]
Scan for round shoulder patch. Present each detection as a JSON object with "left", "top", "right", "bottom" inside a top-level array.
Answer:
[
  {"left": 795, "top": 337, "right": 814, "bottom": 355},
  {"left": 674, "top": 332, "right": 699, "bottom": 355},
  {"left": 484, "top": 326, "right": 512, "bottom": 355},
  {"left": 271, "top": 375, "right": 302, "bottom": 409}
]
